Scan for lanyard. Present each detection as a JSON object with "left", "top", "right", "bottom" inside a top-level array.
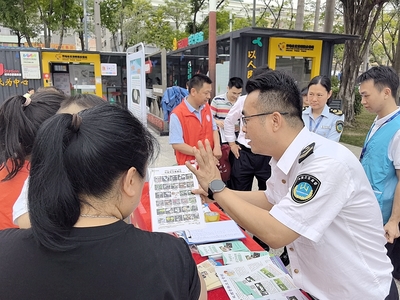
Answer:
[
  {"left": 360, "top": 110, "right": 400, "bottom": 160},
  {"left": 309, "top": 115, "right": 323, "bottom": 133}
]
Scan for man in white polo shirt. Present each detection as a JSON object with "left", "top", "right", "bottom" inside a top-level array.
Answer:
[{"left": 188, "top": 70, "right": 398, "bottom": 299}]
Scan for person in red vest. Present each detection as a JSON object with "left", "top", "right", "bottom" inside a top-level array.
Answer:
[{"left": 169, "top": 74, "right": 221, "bottom": 165}]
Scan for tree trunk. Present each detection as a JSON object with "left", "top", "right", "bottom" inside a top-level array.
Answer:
[
  {"left": 339, "top": 0, "right": 387, "bottom": 123},
  {"left": 43, "top": 23, "right": 48, "bottom": 47},
  {"left": 193, "top": 11, "right": 197, "bottom": 33},
  {"left": 392, "top": 24, "right": 400, "bottom": 104},
  {"left": 313, "top": 0, "right": 321, "bottom": 31},
  {"left": 338, "top": 40, "right": 361, "bottom": 123},
  {"left": 45, "top": 26, "right": 52, "bottom": 48},
  {"left": 58, "top": 30, "right": 64, "bottom": 50},
  {"left": 58, "top": 0, "right": 67, "bottom": 50},
  {"left": 79, "top": 31, "right": 84, "bottom": 51},
  {"left": 295, "top": 0, "right": 305, "bottom": 30},
  {"left": 26, "top": 37, "right": 33, "bottom": 47},
  {"left": 17, "top": 32, "right": 22, "bottom": 47},
  {"left": 323, "top": 0, "right": 335, "bottom": 33},
  {"left": 112, "top": 32, "right": 118, "bottom": 51}
]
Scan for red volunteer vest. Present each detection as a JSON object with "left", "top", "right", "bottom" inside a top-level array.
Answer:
[{"left": 172, "top": 101, "right": 215, "bottom": 165}]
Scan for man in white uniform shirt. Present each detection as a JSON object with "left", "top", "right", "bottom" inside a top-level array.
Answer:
[
  {"left": 188, "top": 70, "right": 398, "bottom": 299},
  {"left": 224, "top": 66, "right": 272, "bottom": 192}
]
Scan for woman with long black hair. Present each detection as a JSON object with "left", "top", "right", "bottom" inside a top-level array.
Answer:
[{"left": 0, "top": 103, "right": 206, "bottom": 299}]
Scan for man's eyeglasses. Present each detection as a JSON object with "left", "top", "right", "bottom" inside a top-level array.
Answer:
[{"left": 241, "top": 112, "right": 288, "bottom": 126}]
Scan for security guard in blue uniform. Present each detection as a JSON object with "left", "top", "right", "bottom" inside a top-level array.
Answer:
[{"left": 302, "top": 75, "right": 344, "bottom": 142}]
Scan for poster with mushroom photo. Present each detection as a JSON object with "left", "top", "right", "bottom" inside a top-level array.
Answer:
[{"left": 148, "top": 165, "right": 206, "bottom": 233}]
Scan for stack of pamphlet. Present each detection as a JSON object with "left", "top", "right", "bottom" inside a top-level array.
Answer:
[
  {"left": 196, "top": 258, "right": 223, "bottom": 291},
  {"left": 215, "top": 255, "right": 308, "bottom": 300}
]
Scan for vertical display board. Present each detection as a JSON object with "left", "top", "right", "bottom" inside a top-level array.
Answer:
[{"left": 126, "top": 43, "right": 147, "bottom": 126}]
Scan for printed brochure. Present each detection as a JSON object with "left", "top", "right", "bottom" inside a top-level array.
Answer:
[
  {"left": 148, "top": 165, "right": 206, "bottom": 233},
  {"left": 215, "top": 256, "right": 308, "bottom": 300}
]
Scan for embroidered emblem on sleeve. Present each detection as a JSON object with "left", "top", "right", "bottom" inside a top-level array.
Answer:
[
  {"left": 329, "top": 108, "right": 344, "bottom": 116},
  {"left": 335, "top": 120, "right": 344, "bottom": 133},
  {"left": 298, "top": 142, "right": 315, "bottom": 163},
  {"left": 291, "top": 174, "right": 321, "bottom": 204}
]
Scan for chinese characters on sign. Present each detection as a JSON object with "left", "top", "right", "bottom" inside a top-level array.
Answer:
[
  {"left": 20, "top": 51, "right": 41, "bottom": 79},
  {"left": 174, "top": 32, "right": 205, "bottom": 50},
  {"left": 0, "top": 78, "right": 29, "bottom": 87},
  {"left": 247, "top": 50, "right": 257, "bottom": 79}
]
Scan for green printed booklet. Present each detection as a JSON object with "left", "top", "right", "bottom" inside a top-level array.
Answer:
[
  {"left": 222, "top": 251, "right": 270, "bottom": 265},
  {"left": 196, "top": 240, "right": 250, "bottom": 257},
  {"left": 215, "top": 255, "right": 307, "bottom": 300}
]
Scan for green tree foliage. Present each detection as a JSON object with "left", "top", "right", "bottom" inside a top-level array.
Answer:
[
  {"left": 371, "top": 2, "right": 400, "bottom": 65},
  {"left": 100, "top": 0, "right": 122, "bottom": 50},
  {"left": 0, "top": 0, "right": 40, "bottom": 46},
  {"left": 145, "top": 8, "right": 175, "bottom": 50},
  {"left": 123, "top": 0, "right": 152, "bottom": 50},
  {"left": 57, "top": 1, "right": 83, "bottom": 50},
  {"left": 161, "top": 0, "right": 191, "bottom": 31},
  {"left": 35, "top": 0, "right": 70, "bottom": 47}
]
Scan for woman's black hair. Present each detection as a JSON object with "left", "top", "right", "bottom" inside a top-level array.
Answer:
[
  {"left": 307, "top": 75, "right": 331, "bottom": 93},
  {"left": 58, "top": 94, "right": 105, "bottom": 111},
  {"left": 0, "top": 91, "right": 67, "bottom": 181},
  {"left": 28, "top": 103, "right": 159, "bottom": 251}
]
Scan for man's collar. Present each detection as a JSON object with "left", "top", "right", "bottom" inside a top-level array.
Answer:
[
  {"left": 275, "top": 127, "right": 312, "bottom": 175},
  {"left": 184, "top": 98, "right": 203, "bottom": 112}
]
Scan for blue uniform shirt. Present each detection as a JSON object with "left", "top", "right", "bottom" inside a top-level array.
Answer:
[{"left": 302, "top": 104, "right": 345, "bottom": 142}]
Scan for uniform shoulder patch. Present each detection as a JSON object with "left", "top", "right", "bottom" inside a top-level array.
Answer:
[
  {"left": 302, "top": 106, "right": 309, "bottom": 111},
  {"left": 298, "top": 142, "right": 315, "bottom": 164},
  {"left": 329, "top": 108, "right": 344, "bottom": 116},
  {"left": 335, "top": 120, "right": 344, "bottom": 133},
  {"left": 291, "top": 174, "right": 321, "bottom": 204}
]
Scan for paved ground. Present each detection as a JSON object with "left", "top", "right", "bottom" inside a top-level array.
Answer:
[{"left": 148, "top": 128, "right": 399, "bottom": 294}]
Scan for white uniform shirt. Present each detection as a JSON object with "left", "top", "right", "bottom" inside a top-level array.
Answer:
[
  {"left": 265, "top": 128, "right": 392, "bottom": 299},
  {"left": 224, "top": 95, "right": 250, "bottom": 147},
  {"left": 302, "top": 104, "right": 344, "bottom": 142},
  {"left": 12, "top": 177, "right": 29, "bottom": 224}
]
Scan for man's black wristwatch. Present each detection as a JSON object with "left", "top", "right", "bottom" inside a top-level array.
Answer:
[{"left": 207, "top": 180, "right": 226, "bottom": 200}]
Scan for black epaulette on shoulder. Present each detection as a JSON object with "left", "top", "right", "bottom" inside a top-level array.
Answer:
[
  {"left": 302, "top": 106, "right": 309, "bottom": 111},
  {"left": 298, "top": 142, "right": 315, "bottom": 163},
  {"left": 329, "top": 108, "right": 344, "bottom": 116}
]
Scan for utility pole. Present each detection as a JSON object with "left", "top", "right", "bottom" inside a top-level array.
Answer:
[
  {"left": 94, "top": 0, "right": 102, "bottom": 50},
  {"left": 83, "top": 0, "right": 88, "bottom": 50},
  {"left": 252, "top": 0, "right": 256, "bottom": 27},
  {"left": 209, "top": 0, "right": 217, "bottom": 99}
]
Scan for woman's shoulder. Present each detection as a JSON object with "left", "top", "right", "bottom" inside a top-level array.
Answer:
[{"left": 129, "top": 226, "right": 188, "bottom": 249}]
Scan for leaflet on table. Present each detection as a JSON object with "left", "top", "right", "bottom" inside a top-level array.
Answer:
[
  {"left": 148, "top": 165, "right": 206, "bottom": 233},
  {"left": 196, "top": 240, "right": 250, "bottom": 257},
  {"left": 197, "top": 258, "right": 223, "bottom": 291},
  {"left": 215, "top": 256, "right": 307, "bottom": 300},
  {"left": 174, "top": 220, "right": 246, "bottom": 245},
  {"left": 222, "top": 251, "right": 269, "bottom": 265}
]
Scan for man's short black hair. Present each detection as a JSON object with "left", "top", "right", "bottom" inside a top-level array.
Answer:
[
  {"left": 357, "top": 66, "right": 399, "bottom": 98},
  {"left": 188, "top": 74, "right": 212, "bottom": 92},
  {"left": 246, "top": 70, "right": 303, "bottom": 124},
  {"left": 228, "top": 77, "right": 243, "bottom": 89}
]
